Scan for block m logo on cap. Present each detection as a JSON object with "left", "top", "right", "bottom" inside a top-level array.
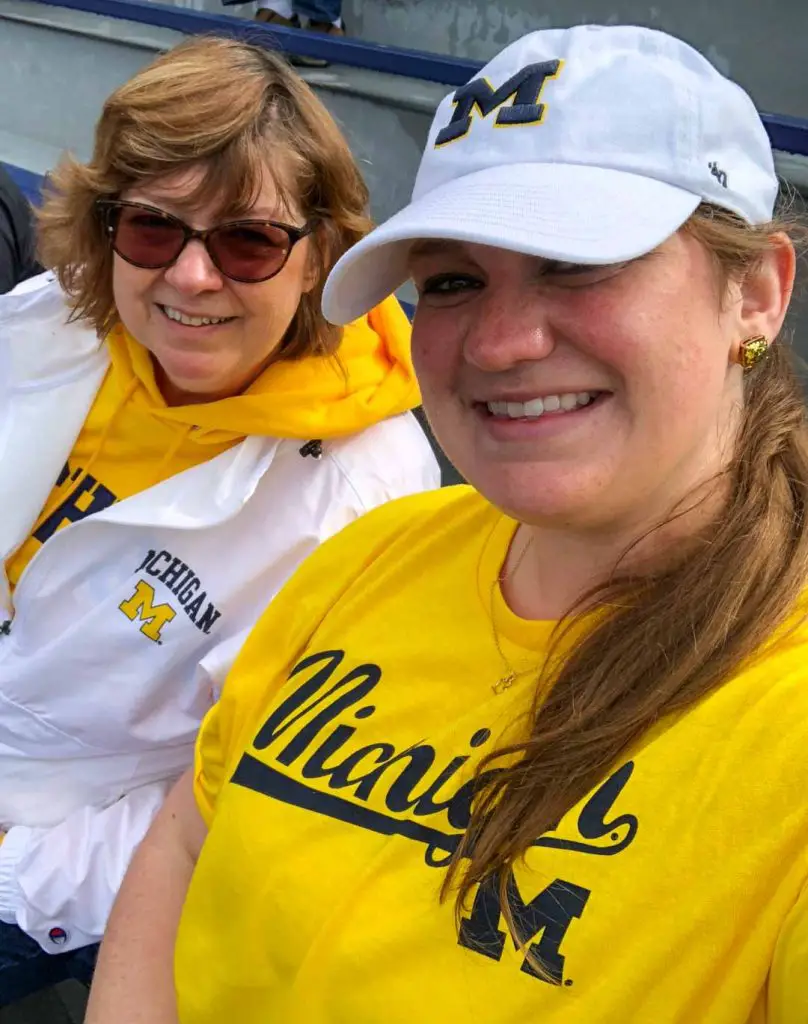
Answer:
[{"left": 434, "top": 59, "right": 563, "bottom": 147}]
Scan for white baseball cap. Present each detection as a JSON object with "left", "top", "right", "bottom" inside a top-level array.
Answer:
[{"left": 322, "top": 24, "right": 778, "bottom": 325}]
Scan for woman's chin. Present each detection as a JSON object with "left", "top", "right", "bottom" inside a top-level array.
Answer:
[
  {"left": 471, "top": 464, "right": 612, "bottom": 527},
  {"left": 153, "top": 353, "right": 238, "bottom": 404}
]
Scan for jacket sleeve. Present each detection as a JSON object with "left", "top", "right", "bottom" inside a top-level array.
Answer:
[
  {"left": 0, "top": 626, "right": 261, "bottom": 955},
  {"left": 0, "top": 779, "right": 176, "bottom": 952}
]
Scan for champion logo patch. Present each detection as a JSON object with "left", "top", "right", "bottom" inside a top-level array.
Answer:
[{"left": 48, "top": 926, "right": 69, "bottom": 946}]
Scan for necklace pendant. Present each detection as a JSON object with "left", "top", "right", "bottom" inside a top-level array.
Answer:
[{"left": 492, "top": 671, "right": 516, "bottom": 696}]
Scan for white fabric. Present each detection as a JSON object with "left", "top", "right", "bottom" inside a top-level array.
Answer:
[
  {"left": 322, "top": 24, "right": 779, "bottom": 325},
  {"left": 0, "top": 273, "right": 440, "bottom": 952}
]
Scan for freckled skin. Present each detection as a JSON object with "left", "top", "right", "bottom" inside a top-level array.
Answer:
[
  {"left": 409, "top": 231, "right": 793, "bottom": 618},
  {"left": 112, "top": 164, "right": 317, "bottom": 406},
  {"left": 408, "top": 234, "right": 746, "bottom": 532}
]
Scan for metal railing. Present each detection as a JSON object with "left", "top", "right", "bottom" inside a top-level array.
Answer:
[{"left": 23, "top": 0, "right": 481, "bottom": 84}]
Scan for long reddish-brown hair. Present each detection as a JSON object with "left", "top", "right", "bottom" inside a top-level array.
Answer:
[
  {"left": 442, "top": 202, "right": 808, "bottom": 967},
  {"left": 36, "top": 35, "right": 371, "bottom": 357}
]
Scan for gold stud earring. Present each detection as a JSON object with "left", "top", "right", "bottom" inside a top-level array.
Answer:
[{"left": 737, "top": 335, "right": 769, "bottom": 371}]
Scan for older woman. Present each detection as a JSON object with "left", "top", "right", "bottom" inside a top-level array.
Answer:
[
  {"left": 0, "top": 34, "right": 438, "bottom": 980},
  {"left": 88, "top": 24, "right": 808, "bottom": 1024}
]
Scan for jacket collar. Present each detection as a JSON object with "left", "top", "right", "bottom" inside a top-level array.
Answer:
[
  {"left": 90, "top": 435, "right": 282, "bottom": 530},
  {"left": 0, "top": 275, "right": 284, "bottom": 558}
]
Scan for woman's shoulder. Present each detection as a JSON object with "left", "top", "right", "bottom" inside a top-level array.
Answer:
[
  {"left": 0, "top": 269, "right": 59, "bottom": 315},
  {"left": 288, "top": 485, "right": 495, "bottom": 590},
  {"left": 0, "top": 271, "right": 103, "bottom": 384},
  {"left": 702, "top": 605, "right": 808, "bottom": 760},
  {"left": 225, "top": 486, "right": 496, "bottom": 687},
  {"left": 331, "top": 484, "right": 491, "bottom": 551},
  {"left": 324, "top": 409, "right": 442, "bottom": 498}
]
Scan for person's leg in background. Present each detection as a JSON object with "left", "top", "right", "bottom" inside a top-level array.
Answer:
[
  {"left": 67, "top": 941, "right": 98, "bottom": 986},
  {"left": 0, "top": 921, "right": 72, "bottom": 1006},
  {"left": 254, "top": 0, "right": 344, "bottom": 66},
  {"left": 292, "top": 0, "right": 343, "bottom": 34},
  {"left": 254, "top": 0, "right": 295, "bottom": 25}
]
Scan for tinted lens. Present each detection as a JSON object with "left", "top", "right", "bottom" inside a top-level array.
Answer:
[
  {"left": 112, "top": 206, "right": 186, "bottom": 268},
  {"left": 208, "top": 223, "right": 292, "bottom": 282}
]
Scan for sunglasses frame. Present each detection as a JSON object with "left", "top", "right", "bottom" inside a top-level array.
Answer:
[{"left": 96, "top": 199, "right": 314, "bottom": 284}]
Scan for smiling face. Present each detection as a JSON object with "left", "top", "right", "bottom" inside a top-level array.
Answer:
[
  {"left": 112, "top": 165, "right": 317, "bottom": 405},
  {"left": 408, "top": 234, "right": 749, "bottom": 532}
]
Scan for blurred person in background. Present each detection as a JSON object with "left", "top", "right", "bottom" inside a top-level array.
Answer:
[
  {"left": 0, "top": 165, "right": 41, "bottom": 294},
  {"left": 254, "top": 0, "right": 344, "bottom": 68}
]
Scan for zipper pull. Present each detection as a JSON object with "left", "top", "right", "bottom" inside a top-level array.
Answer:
[{"left": 299, "top": 439, "right": 323, "bottom": 460}]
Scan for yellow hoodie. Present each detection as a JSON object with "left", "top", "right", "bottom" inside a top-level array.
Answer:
[{"left": 6, "top": 296, "right": 419, "bottom": 589}]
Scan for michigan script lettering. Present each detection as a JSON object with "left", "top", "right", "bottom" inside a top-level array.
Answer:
[{"left": 230, "top": 649, "right": 640, "bottom": 986}]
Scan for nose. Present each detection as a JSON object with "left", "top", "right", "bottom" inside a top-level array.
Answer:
[
  {"left": 162, "top": 239, "right": 224, "bottom": 294},
  {"left": 461, "top": 291, "right": 556, "bottom": 372}
]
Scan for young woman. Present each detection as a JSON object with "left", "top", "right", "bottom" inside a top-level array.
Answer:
[
  {"left": 0, "top": 34, "right": 438, "bottom": 986},
  {"left": 87, "top": 25, "right": 808, "bottom": 1023}
]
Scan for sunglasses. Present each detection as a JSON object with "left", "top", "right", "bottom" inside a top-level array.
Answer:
[{"left": 97, "top": 200, "right": 314, "bottom": 284}]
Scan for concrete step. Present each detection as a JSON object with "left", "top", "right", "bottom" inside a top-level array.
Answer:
[
  {"left": 0, "top": 0, "right": 443, "bottom": 227},
  {"left": 339, "top": 0, "right": 808, "bottom": 122}
]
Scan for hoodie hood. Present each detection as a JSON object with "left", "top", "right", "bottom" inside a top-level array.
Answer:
[
  {"left": 106, "top": 295, "right": 420, "bottom": 444},
  {"left": 5, "top": 296, "right": 421, "bottom": 592}
]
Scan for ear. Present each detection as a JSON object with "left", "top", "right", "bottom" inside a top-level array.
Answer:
[
  {"left": 734, "top": 232, "right": 796, "bottom": 352},
  {"left": 301, "top": 225, "right": 329, "bottom": 295}
]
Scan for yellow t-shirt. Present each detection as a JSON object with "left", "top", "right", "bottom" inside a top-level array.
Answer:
[{"left": 179, "top": 487, "right": 808, "bottom": 1024}]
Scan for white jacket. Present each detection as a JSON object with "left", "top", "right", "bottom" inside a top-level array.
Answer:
[{"left": 0, "top": 274, "right": 439, "bottom": 952}]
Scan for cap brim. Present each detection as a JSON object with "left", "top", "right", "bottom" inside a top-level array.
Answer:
[{"left": 322, "top": 162, "right": 701, "bottom": 325}]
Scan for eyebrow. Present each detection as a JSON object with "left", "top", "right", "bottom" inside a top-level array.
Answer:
[
  {"left": 128, "top": 195, "right": 289, "bottom": 223},
  {"left": 242, "top": 208, "right": 290, "bottom": 221},
  {"left": 130, "top": 192, "right": 193, "bottom": 213},
  {"left": 408, "top": 239, "right": 470, "bottom": 258},
  {"left": 125, "top": 195, "right": 201, "bottom": 222}
]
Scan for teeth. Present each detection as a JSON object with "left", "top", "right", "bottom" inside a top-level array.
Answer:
[
  {"left": 486, "top": 392, "right": 599, "bottom": 419},
  {"left": 162, "top": 305, "right": 231, "bottom": 327}
]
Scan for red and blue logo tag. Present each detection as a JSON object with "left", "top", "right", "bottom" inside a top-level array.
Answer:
[{"left": 48, "top": 926, "right": 68, "bottom": 946}]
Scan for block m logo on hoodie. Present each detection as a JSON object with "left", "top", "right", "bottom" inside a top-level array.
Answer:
[
  {"left": 119, "top": 580, "right": 177, "bottom": 642},
  {"left": 120, "top": 549, "right": 223, "bottom": 643}
]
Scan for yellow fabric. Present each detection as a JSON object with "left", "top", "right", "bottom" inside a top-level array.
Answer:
[
  {"left": 5, "top": 297, "right": 419, "bottom": 588},
  {"left": 119, "top": 295, "right": 420, "bottom": 443},
  {"left": 177, "top": 486, "right": 808, "bottom": 1024}
]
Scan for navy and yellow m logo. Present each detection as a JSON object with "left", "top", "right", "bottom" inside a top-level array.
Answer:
[
  {"left": 434, "top": 60, "right": 563, "bottom": 147},
  {"left": 119, "top": 580, "right": 176, "bottom": 643}
]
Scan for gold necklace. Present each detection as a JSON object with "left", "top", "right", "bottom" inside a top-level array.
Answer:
[{"left": 490, "top": 530, "right": 537, "bottom": 695}]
